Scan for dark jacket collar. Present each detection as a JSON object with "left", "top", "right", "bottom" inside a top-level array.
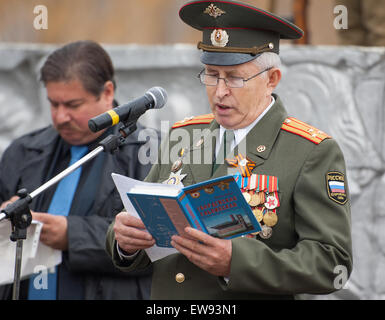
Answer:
[
  {"left": 26, "top": 126, "right": 59, "bottom": 151},
  {"left": 25, "top": 125, "right": 145, "bottom": 152}
]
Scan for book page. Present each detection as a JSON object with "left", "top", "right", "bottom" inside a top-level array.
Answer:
[
  {"left": 129, "top": 187, "right": 180, "bottom": 197},
  {"left": 112, "top": 173, "right": 179, "bottom": 261},
  {"left": 0, "top": 220, "right": 62, "bottom": 285}
]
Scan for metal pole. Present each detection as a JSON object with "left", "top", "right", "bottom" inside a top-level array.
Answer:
[
  {"left": 29, "top": 146, "right": 104, "bottom": 199},
  {"left": 0, "top": 131, "right": 125, "bottom": 300},
  {"left": 0, "top": 146, "right": 104, "bottom": 219},
  {"left": 1, "top": 146, "right": 104, "bottom": 300},
  {"left": 12, "top": 239, "right": 23, "bottom": 300}
]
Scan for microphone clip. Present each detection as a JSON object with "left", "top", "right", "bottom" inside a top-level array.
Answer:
[{"left": 98, "top": 121, "right": 138, "bottom": 154}]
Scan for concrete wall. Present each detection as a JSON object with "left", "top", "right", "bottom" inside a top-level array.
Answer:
[{"left": 0, "top": 43, "right": 384, "bottom": 299}]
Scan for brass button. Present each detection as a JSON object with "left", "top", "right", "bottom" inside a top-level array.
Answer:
[{"left": 175, "top": 273, "right": 185, "bottom": 283}]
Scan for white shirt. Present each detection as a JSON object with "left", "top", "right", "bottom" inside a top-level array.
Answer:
[
  {"left": 216, "top": 96, "right": 274, "bottom": 285},
  {"left": 215, "top": 96, "right": 275, "bottom": 157}
]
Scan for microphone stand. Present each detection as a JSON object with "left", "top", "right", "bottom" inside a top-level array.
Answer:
[{"left": 0, "top": 120, "right": 137, "bottom": 300}]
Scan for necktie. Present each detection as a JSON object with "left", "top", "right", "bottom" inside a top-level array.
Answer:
[
  {"left": 28, "top": 145, "right": 88, "bottom": 300},
  {"left": 213, "top": 130, "right": 235, "bottom": 174}
]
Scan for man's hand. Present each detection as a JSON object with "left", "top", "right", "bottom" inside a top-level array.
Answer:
[
  {"left": 0, "top": 196, "right": 20, "bottom": 210},
  {"left": 171, "top": 227, "right": 232, "bottom": 277},
  {"left": 32, "top": 212, "right": 68, "bottom": 251},
  {"left": 113, "top": 212, "right": 155, "bottom": 255}
]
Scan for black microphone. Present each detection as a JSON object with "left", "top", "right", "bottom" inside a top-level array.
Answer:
[{"left": 88, "top": 86, "right": 167, "bottom": 132}]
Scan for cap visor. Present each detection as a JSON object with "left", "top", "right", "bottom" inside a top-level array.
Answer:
[{"left": 201, "top": 51, "right": 260, "bottom": 66}]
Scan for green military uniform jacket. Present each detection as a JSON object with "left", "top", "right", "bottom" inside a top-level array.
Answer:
[{"left": 106, "top": 95, "right": 353, "bottom": 299}]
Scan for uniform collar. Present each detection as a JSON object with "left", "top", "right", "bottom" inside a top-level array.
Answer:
[
  {"left": 211, "top": 94, "right": 287, "bottom": 179},
  {"left": 245, "top": 94, "right": 287, "bottom": 160},
  {"left": 185, "top": 94, "right": 287, "bottom": 182},
  {"left": 217, "top": 95, "right": 276, "bottom": 156}
]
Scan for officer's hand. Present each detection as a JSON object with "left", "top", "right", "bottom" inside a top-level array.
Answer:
[
  {"left": 171, "top": 227, "right": 232, "bottom": 277},
  {"left": 114, "top": 212, "right": 155, "bottom": 255},
  {"left": 32, "top": 212, "right": 68, "bottom": 251}
]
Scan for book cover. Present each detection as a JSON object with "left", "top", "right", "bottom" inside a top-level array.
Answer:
[{"left": 126, "top": 175, "right": 261, "bottom": 248}]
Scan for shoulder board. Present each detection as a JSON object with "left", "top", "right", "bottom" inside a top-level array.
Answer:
[
  {"left": 281, "top": 117, "right": 331, "bottom": 144},
  {"left": 172, "top": 114, "right": 215, "bottom": 129}
]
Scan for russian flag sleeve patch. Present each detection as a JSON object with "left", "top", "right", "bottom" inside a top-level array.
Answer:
[{"left": 326, "top": 172, "right": 347, "bottom": 205}]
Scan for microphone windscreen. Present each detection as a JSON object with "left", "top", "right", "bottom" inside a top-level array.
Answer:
[{"left": 147, "top": 87, "right": 168, "bottom": 109}]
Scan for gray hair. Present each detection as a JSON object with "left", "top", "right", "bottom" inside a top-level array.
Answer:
[{"left": 252, "top": 52, "right": 282, "bottom": 77}]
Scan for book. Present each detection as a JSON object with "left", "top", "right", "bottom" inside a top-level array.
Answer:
[{"left": 112, "top": 173, "right": 262, "bottom": 249}]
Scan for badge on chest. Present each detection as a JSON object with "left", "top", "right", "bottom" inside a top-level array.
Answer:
[{"left": 234, "top": 172, "right": 280, "bottom": 240}]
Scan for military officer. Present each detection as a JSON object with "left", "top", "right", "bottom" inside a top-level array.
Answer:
[{"left": 106, "top": 0, "right": 353, "bottom": 300}]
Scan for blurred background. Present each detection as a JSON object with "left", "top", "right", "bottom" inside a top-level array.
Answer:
[
  {"left": 1, "top": 0, "right": 372, "bottom": 154},
  {"left": 0, "top": 0, "right": 385, "bottom": 300},
  {"left": 0, "top": 0, "right": 340, "bottom": 45}
]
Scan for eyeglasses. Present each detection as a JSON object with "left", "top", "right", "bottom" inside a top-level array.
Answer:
[{"left": 198, "top": 67, "right": 273, "bottom": 88}]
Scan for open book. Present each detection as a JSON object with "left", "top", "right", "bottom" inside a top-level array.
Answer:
[{"left": 112, "top": 173, "right": 261, "bottom": 260}]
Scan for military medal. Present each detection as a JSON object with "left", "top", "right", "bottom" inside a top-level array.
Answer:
[
  {"left": 238, "top": 158, "right": 248, "bottom": 167},
  {"left": 179, "top": 148, "right": 186, "bottom": 157},
  {"left": 164, "top": 169, "right": 187, "bottom": 185},
  {"left": 226, "top": 154, "right": 256, "bottom": 177},
  {"left": 253, "top": 208, "right": 264, "bottom": 223},
  {"left": 265, "top": 195, "right": 278, "bottom": 210},
  {"left": 248, "top": 174, "right": 257, "bottom": 190},
  {"left": 171, "top": 158, "right": 183, "bottom": 173},
  {"left": 259, "top": 192, "right": 265, "bottom": 204},
  {"left": 242, "top": 192, "right": 251, "bottom": 204},
  {"left": 259, "top": 225, "right": 273, "bottom": 239},
  {"left": 232, "top": 172, "right": 281, "bottom": 240},
  {"left": 171, "top": 147, "right": 189, "bottom": 174},
  {"left": 249, "top": 193, "right": 261, "bottom": 207},
  {"left": 238, "top": 154, "right": 256, "bottom": 177},
  {"left": 263, "top": 210, "right": 278, "bottom": 227}
]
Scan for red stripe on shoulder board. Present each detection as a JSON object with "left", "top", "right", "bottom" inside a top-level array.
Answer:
[
  {"left": 283, "top": 123, "right": 323, "bottom": 142},
  {"left": 281, "top": 127, "right": 322, "bottom": 144},
  {"left": 173, "top": 121, "right": 213, "bottom": 128}
]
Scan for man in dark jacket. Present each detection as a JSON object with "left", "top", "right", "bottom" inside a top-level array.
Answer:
[{"left": 0, "top": 40, "right": 155, "bottom": 300}]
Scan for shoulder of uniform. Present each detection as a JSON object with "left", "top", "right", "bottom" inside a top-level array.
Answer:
[
  {"left": 172, "top": 114, "right": 215, "bottom": 129},
  {"left": 281, "top": 117, "right": 332, "bottom": 144}
]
